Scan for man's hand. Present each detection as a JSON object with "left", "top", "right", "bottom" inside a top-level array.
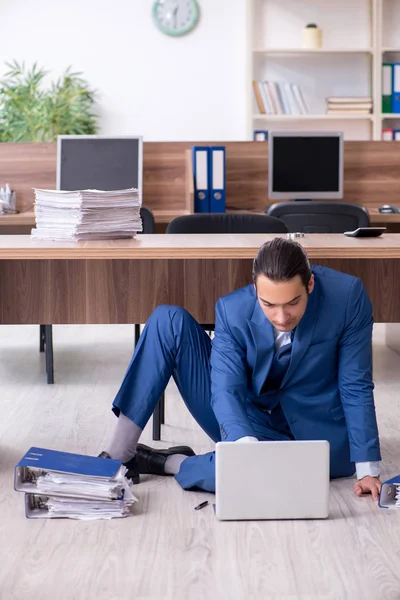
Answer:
[{"left": 354, "top": 476, "right": 381, "bottom": 500}]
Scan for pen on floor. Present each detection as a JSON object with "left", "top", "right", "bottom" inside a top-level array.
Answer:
[{"left": 194, "top": 500, "right": 209, "bottom": 511}]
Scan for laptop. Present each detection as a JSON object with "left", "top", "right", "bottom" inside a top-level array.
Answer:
[{"left": 215, "top": 440, "right": 330, "bottom": 520}]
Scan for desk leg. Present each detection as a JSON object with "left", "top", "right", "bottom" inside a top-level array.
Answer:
[
  {"left": 39, "top": 325, "right": 45, "bottom": 352},
  {"left": 386, "top": 323, "right": 400, "bottom": 356},
  {"left": 45, "top": 325, "right": 54, "bottom": 384},
  {"left": 153, "top": 397, "right": 164, "bottom": 441}
]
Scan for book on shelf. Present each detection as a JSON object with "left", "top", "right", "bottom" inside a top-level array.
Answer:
[
  {"left": 253, "top": 80, "right": 308, "bottom": 115},
  {"left": 326, "top": 96, "right": 372, "bottom": 115}
]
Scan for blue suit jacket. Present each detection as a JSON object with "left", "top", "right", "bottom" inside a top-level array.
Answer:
[{"left": 210, "top": 265, "right": 381, "bottom": 478}]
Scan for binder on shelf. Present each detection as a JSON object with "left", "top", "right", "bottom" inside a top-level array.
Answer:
[
  {"left": 392, "top": 63, "right": 400, "bottom": 113},
  {"left": 192, "top": 146, "right": 210, "bottom": 213},
  {"left": 209, "top": 146, "right": 226, "bottom": 213},
  {"left": 394, "top": 130, "right": 400, "bottom": 141},
  {"left": 382, "top": 128, "right": 394, "bottom": 141},
  {"left": 15, "top": 447, "right": 124, "bottom": 495},
  {"left": 383, "top": 63, "right": 393, "bottom": 113},
  {"left": 378, "top": 474, "right": 400, "bottom": 509},
  {"left": 253, "top": 130, "right": 268, "bottom": 141}
]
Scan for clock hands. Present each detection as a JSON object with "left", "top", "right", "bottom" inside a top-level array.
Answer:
[{"left": 172, "top": 3, "right": 179, "bottom": 29}]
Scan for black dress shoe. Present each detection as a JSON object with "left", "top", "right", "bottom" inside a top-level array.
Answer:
[
  {"left": 98, "top": 451, "right": 140, "bottom": 485},
  {"left": 135, "top": 443, "right": 195, "bottom": 476}
]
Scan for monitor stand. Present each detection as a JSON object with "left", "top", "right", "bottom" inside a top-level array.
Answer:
[{"left": 293, "top": 198, "right": 312, "bottom": 201}]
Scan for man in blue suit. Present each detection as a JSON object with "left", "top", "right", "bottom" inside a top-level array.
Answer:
[{"left": 100, "top": 238, "right": 382, "bottom": 499}]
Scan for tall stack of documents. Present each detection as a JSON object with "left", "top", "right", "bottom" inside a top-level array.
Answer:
[
  {"left": 31, "top": 188, "right": 142, "bottom": 241},
  {"left": 15, "top": 447, "right": 138, "bottom": 520}
]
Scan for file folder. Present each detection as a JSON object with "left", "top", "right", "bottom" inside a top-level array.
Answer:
[
  {"left": 382, "top": 63, "right": 393, "bottom": 113},
  {"left": 15, "top": 446, "right": 123, "bottom": 494},
  {"left": 378, "top": 474, "right": 400, "bottom": 508},
  {"left": 382, "top": 128, "right": 394, "bottom": 141},
  {"left": 253, "top": 130, "right": 268, "bottom": 141},
  {"left": 392, "top": 63, "right": 400, "bottom": 113},
  {"left": 192, "top": 146, "right": 210, "bottom": 213},
  {"left": 24, "top": 493, "right": 133, "bottom": 519},
  {"left": 209, "top": 146, "right": 226, "bottom": 213}
]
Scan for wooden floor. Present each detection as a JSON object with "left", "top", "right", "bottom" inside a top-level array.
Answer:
[{"left": 0, "top": 324, "right": 400, "bottom": 600}]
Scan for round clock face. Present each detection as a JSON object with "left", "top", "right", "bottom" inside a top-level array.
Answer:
[{"left": 153, "top": 0, "right": 200, "bottom": 37}]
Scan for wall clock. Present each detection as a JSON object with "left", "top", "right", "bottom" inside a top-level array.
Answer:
[{"left": 152, "top": 0, "right": 200, "bottom": 37}]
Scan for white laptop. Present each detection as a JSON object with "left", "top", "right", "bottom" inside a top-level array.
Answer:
[{"left": 215, "top": 440, "right": 330, "bottom": 520}]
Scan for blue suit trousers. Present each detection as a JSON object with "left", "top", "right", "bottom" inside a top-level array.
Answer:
[{"left": 112, "top": 305, "right": 293, "bottom": 493}]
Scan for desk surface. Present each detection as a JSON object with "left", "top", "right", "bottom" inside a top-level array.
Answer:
[{"left": 0, "top": 233, "right": 400, "bottom": 260}]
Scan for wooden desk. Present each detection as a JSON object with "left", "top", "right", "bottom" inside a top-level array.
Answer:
[
  {"left": 0, "top": 234, "right": 399, "bottom": 324},
  {"left": 368, "top": 208, "right": 400, "bottom": 231},
  {"left": 0, "top": 211, "right": 35, "bottom": 234}
]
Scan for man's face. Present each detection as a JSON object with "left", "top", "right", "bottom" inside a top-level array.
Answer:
[{"left": 255, "top": 274, "right": 314, "bottom": 332}]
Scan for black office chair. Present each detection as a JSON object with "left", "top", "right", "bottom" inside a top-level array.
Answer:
[
  {"left": 266, "top": 202, "right": 369, "bottom": 233},
  {"left": 41, "top": 206, "right": 155, "bottom": 384},
  {"left": 166, "top": 212, "right": 288, "bottom": 234},
  {"left": 149, "top": 212, "right": 289, "bottom": 440}
]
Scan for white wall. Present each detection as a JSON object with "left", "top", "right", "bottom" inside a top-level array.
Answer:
[{"left": 0, "top": 0, "right": 249, "bottom": 141}]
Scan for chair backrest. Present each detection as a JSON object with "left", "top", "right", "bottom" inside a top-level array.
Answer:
[
  {"left": 140, "top": 206, "right": 155, "bottom": 234},
  {"left": 166, "top": 213, "right": 288, "bottom": 234},
  {"left": 266, "top": 202, "right": 369, "bottom": 233}
]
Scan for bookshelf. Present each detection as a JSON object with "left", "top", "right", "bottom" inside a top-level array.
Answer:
[{"left": 248, "top": 0, "right": 400, "bottom": 141}]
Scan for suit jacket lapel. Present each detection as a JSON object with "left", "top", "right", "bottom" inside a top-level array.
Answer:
[
  {"left": 280, "top": 280, "right": 322, "bottom": 388},
  {"left": 247, "top": 300, "right": 275, "bottom": 396}
]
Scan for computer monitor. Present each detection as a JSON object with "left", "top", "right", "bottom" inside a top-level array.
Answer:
[
  {"left": 57, "top": 135, "right": 143, "bottom": 202},
  {"left": 268, "top": 131, "right": 343, "bottom": 201}
]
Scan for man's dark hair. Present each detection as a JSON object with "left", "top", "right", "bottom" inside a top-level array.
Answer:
[{"left": 252, "top": 238, "right": 312, "bottom": 288}]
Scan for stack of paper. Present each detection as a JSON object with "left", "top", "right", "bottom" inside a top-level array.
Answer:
[
  {"left": 31, "top": 188, "right": 142, "bottom": 241},
  {"left": 326, "top": 97, "right": 373, "bottom": 115},
  {"left": 15, "top": 447, "right": 138, "bottom": 520}
]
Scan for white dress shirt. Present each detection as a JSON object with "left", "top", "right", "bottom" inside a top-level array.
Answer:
[{"left": 236, "top": 328, "right": 380, "bottom": 480}]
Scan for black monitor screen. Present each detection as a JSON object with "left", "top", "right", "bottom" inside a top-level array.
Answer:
[
  {"left": 58, "top": 138, "right": 141, "bottom": 191},
  {"left": 272, "top": 136, "right": 340, "bottom": 193}
]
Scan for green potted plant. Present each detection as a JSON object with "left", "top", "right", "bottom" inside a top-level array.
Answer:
[{"left": 0, "top": 60, "right": 98, "bottom": 142}]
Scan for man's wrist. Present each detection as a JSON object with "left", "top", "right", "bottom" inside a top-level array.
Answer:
[{"left": 356, "top": 461, "right": 381, "bottom": 480}]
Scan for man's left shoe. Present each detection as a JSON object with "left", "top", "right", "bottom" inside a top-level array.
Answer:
[
  {"left": 98, "top": 451, "right": 140, "bottom": 485},
  {"left": 135, "top": 443, "right": 195, "bottom": 476}
]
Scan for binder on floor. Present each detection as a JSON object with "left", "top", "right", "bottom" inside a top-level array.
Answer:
[
  {"left": 24, "top": 493, "right": 134, "bottom": 519},
  {"left": 378, "top": 474, "right": 400, "bottom": 509},
  {"left": 192, "top": 147, "right": 210, "bottom": 213},
  {"left": 209, "top": 146, "right": 226, "bottom": 213},
  {"left": 383, "top": 63, "right": 393, "bottom": 113},
  {"left": 392, "top": 63, "right": 400, "bottom": 113},
  {"left": 15, "top": 447, "right": 124, "bottom": 496}
]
